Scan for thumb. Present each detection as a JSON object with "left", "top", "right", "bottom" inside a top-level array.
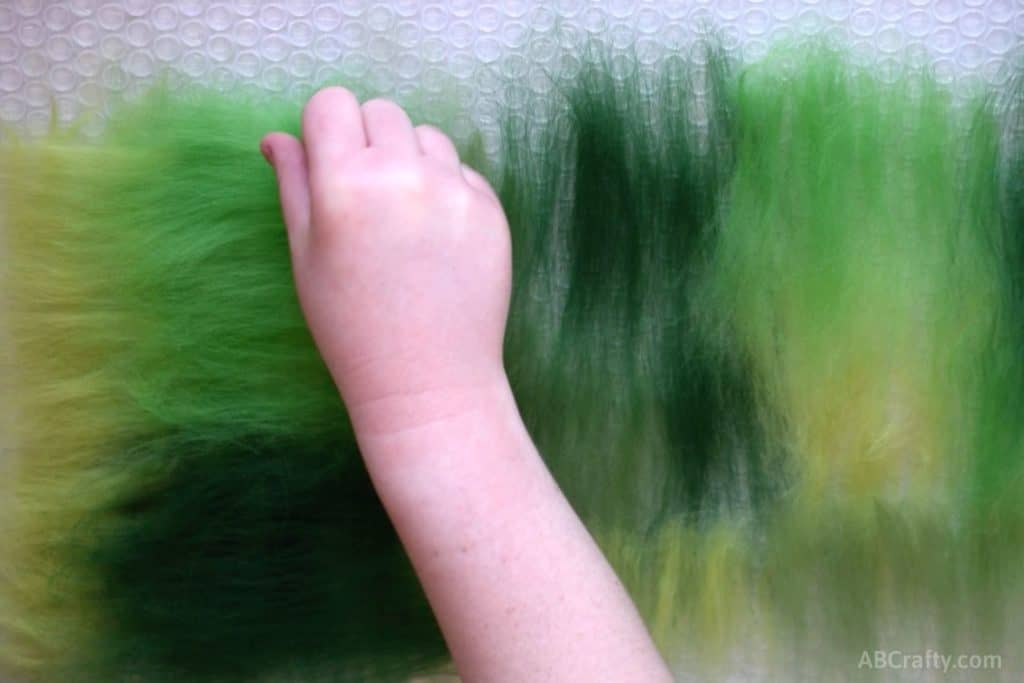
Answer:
[{"left": 261, "top": 132, "right": 311, "bottom": 249}]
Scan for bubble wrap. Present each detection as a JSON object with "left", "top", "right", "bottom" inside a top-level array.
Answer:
[{"left": 0, "top": 0, "right": 1021, "bottom": 141}]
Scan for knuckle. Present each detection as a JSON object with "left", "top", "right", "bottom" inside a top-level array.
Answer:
[
  {"left": 415, "top": 124, "right": 445, "bottom": 141},
  {"left": 321, "top": 156, "right": 429, "bottom": 209},
  {"left": 387, "top": 166, "right": 430, "bottom": 201},
  {"left": 314, "top": 181, "right": 349, "bottom": 224},
  {"left": 438, "top": 179, "right": 477, "bottom": 218},
  {"left": 303, "top": 87, "right": 359, "bottom": 127},
  {"left": 419, "top": 126, "right": 457, "bottom": 153},
  {"left": 361, "top": 97, "right": 402, "bottom": 116}
]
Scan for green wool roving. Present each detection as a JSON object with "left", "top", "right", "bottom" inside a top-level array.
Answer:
[
  {"left": 500, "top": 43, "right": 776, "bottom": 533},
  {"left": 1, "top": 86, "right": 451, "bottom": 681},
  {"left": 2, "top": 40, "right": 1023, "bottom": 681}
]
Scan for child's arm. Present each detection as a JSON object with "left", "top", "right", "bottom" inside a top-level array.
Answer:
[{"left": 260, "top": 87, "right": 673, "bottom": 683}]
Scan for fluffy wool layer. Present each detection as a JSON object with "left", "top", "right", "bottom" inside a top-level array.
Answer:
[
  {"left": 618, "top": 48, "right": 1024, "bottom": 674},
  {"left": 2, "top": 44, "right": 1023, "bottom": 681},
  {"left": 499, "top": 42, "right": 774, "bottom": 535},
  {"left": 0, "top": 89, "right": 451, "bottom": 681}
]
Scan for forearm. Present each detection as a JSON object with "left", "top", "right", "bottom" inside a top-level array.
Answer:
[
  {"left": 263, "top": 88, "right": 668, "bottom": 681},
  {"left": 349, "top": 375, "right": 673, "bottom": 683}
]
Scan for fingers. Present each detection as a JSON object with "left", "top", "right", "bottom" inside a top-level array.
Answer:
[
  {"left": 362, "top": 99, "right": 420, "bottom": 154},
  {"left": 418, "top": 124, "right": 500, "bottom": 208},
  {"left": 461, "top": 164, "right": 501, "bottom": 206},
  {"left": 302, "top": 87, "right": 366, "bottom": 189},
  {"left": 415, "top": 125, "right": 460, "bottom": 169},
  {"left": 289, "top": 87, "right": 500, "bottom": 229},
  {"left": 261, "top": 132, "right": 311, "bottom": 245}
]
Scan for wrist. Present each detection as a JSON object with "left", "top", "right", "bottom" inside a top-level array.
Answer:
[
  {"left": 342, "top": 363, "right": 513, "bottom": 440},
  {"left": 346, "top": 368, "right": 531, "bottom": 514}
]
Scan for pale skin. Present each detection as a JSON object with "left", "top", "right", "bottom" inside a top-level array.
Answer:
[{"left": 260, "top": 87, "right": 673, "bottom": 683}]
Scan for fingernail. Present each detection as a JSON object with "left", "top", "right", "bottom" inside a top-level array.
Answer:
[{"left": 260, "top": 140, "right": 273, "bottom": 165}]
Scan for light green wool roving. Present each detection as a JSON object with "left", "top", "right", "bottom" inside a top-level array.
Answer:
[
  {"left": 0, "top": 87, "right": 455, "bottom": 681},
  {"left": 686, "top": 46, "right": 1024, "bottom": 673},
  {"left": 712, "top": 46, "right": 996, "bottom": 509}
]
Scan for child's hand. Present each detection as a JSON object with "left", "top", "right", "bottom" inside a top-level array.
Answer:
[
  {"left": 261, "top": 87, "right": 673, "bottom": 683},
  {"left": 261, "top": 87, "right": 511, "bottom": 431}
]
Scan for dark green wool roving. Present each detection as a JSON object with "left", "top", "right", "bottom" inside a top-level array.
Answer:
[{"left": 500, "top": 44, "right": 776, "bottom": 532}]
